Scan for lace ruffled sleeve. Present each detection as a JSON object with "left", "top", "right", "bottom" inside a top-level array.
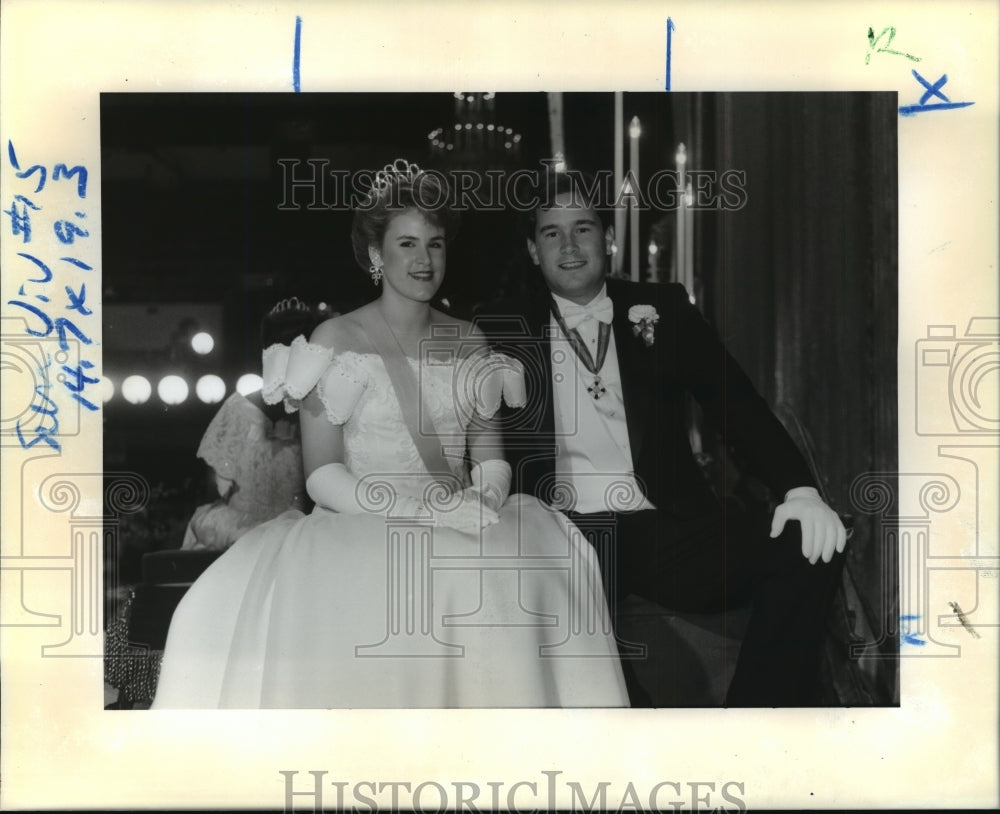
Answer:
[
  {"left": 457, "top": 349, "right": 527, "bottom": 419},
  {"left": 262, "top": 335, "right": 336, "bottom": 412},
  {"left": 195, "top": 392, "right": 268, "bottom": 483},
  {"left": 315, "top": 352, "right": 369, "bottom": 425}
]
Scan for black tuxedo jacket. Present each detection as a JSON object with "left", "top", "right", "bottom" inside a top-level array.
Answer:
[{"left": 475, "top": 278, "right": 815, "bottom": 518}]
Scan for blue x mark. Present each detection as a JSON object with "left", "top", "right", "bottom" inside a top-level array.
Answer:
[
  {"left": 900, "top": 70, "right": 975, "bottom": 116},
  {"left": 915, "top": 69, "right": 951, "bottom": 104}
]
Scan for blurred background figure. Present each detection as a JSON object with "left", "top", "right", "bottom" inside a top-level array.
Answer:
[
  {"left": 105, "top": 297, "right": 324, "bottom": 709},
  {"left": 181, "top": 297, "right": 322, "bottom": 550}
]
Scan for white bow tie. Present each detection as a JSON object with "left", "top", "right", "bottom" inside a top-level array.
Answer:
[{"left": 560, "top": 296, "right": 614, "bottom": 330}]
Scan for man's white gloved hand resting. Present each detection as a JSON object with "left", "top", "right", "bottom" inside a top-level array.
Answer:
[{"left": 770, "top": 486, "right": 847, "bottom": 565}]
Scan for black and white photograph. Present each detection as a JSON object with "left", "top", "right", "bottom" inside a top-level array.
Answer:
[
  {"left": 100, "top": 91, "right": 899, "bottom": 711},
  {"left": 3, "top": 3, "right": 996, "bottom": 809}
]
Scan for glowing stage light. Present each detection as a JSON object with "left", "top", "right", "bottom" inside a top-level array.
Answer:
[
  {"left": 96, "top": 377, "right": 115, "bottom": 403},
  {"left": 157, "top": 375, "right": 189, "bottom": 405},
  {"left": 191, "top": 331, "right": 215, "bottom": 355},
  {"left": 196, "top": 374, "right": 226, "bottom": 404},
  {"left": 236, "top": 373, "right": 263, "bottom": 395},
  {"left": 121, "top": 375, "right": 152, "bottom": 405}
]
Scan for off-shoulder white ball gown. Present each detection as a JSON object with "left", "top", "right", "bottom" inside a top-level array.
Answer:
[{"left": 152, "top": 339, "right": 629, "bottom": 708}]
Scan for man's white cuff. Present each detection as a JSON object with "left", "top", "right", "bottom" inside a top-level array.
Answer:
[{"left": 784, "top": 485, "right": 821, "bottom": 502}]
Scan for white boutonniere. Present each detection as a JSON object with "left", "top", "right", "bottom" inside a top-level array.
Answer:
[{"left": 628, "top": 305, "right": 659, "bottom": 347}]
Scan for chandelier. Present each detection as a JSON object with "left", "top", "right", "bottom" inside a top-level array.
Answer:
[{"left": 427, "top": 92, "right": 522, "bottom": 171}]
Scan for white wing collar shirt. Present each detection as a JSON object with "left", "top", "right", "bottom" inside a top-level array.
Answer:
[{"left": 550, "top": 284, "right": 655, "bottom": 513}]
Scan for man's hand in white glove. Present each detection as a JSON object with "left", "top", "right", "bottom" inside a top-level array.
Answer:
[{"left": 770, "top": 486, "right": 847, "bottom": 565}]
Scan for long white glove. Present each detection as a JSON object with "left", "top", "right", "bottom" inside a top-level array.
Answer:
[
  {"left": 422, "top": 459, "right": 511, "bottom": 534},
  {"left": 306, "top": 462, "right": 414, "bottom": 514},
  {"left": 770, "top": 486, "right": 847, "bottom": 565},
  {"left": 464, "top": 459, "right": 512, "bottom": 513},
  {"left": 306, "top": 463, "right": 498, "bottom": 534},
  {"left": 437, "top": 491, "right": 501, "bottom": 534},
  {"left": 424, "top": 460, "right": 510, "bottom": 533}
]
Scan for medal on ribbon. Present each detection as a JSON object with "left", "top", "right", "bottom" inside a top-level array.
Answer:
[{"left": 550, "top": 300, "right": 612, "bottom": 400}]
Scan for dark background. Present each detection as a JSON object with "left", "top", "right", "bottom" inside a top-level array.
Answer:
[{"left": 101, "top": 92, "right": 898, "bottom": 703}]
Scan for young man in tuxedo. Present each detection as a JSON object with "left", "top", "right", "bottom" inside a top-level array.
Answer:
[{"left": 476, "top": 170, "right": 847, "bottom": 706}]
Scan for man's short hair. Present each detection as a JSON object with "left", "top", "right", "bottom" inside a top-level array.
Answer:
[{"left": 517, "top": 168, "right": 613, "bottom": 243}]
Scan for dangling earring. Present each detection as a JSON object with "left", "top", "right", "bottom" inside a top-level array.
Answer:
[{"left": 368, "top": 247, "right": 384, "bottom": 285}]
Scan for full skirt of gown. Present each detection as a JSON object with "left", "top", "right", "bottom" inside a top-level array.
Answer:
[{"left": 152, "top": 494, "right": 630, "bottom": 708}]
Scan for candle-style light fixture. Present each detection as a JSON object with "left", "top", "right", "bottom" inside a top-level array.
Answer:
[
  {"left": 629, "top": 116, "right": 641, "bottom": 282},
  {"left": 674, "top": 142, "right": 687, "bottom": 290},
  {"left": 684, "top": 180, "right": 694, "bottom": 302},
  {"left": 673, "top": 141, "right": 701, "bottom": 455},
  {"left": 612, "top": 92, "right": 626, "bottom": 278}
]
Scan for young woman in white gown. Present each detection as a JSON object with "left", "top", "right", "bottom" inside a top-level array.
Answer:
[{"left": 152, "top": 161, "right": 629, "bottom": 708}]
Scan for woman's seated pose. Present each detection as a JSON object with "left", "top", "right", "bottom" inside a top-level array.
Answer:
[{"left": 152, "top": 161, "right": 629, "bottom": 708}]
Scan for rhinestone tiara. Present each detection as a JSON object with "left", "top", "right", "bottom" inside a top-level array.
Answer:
[{"left": 367, "top": 158, "right": 422, "bottom": 203}]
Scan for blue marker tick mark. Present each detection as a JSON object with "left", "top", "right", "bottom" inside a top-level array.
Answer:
[
  {"left": 900, "top": 614, "right": 926, "bottom": 646},
  {"left": 60, "top": 257, "right": 93, "bottom": 271},
  {"left": 899, "top": 102, "right": 974, "bottom": 116},
  {"left": 292, "top": 16, "right": 302, "bottom": 93},
  {"left": 665, "top": 18, "right": 674, "bottom": 91}
]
